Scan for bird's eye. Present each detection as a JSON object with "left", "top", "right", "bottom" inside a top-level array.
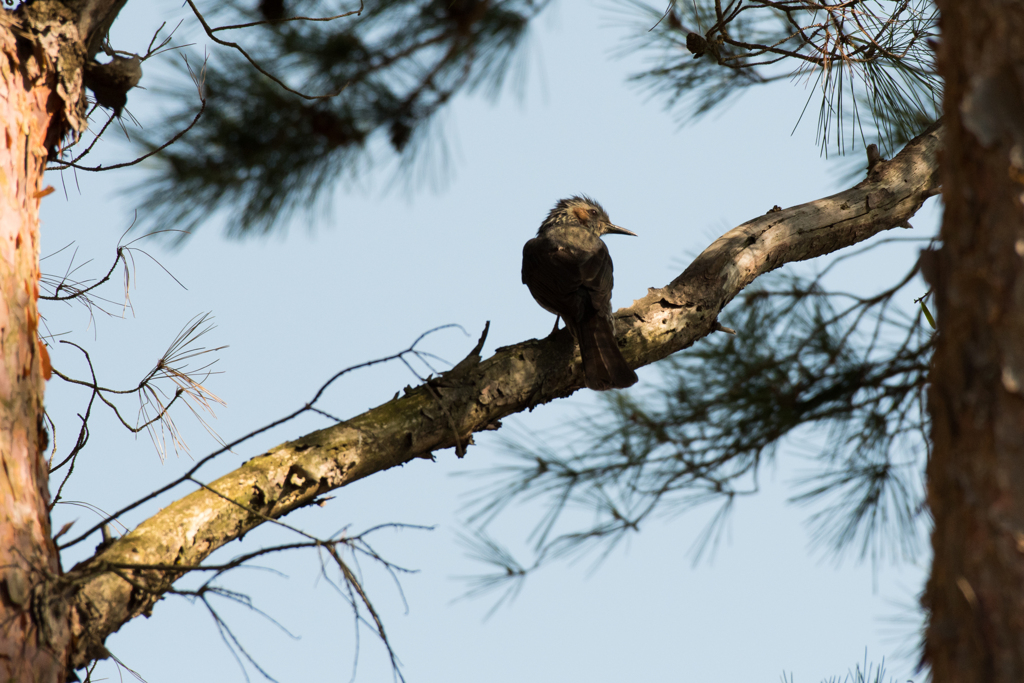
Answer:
[{"left": 589, "top": 208, "right": 598, "bottom": 217}]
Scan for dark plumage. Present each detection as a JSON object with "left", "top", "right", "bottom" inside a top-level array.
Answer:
[{"left": 522, "top": 196, "right": 639, "bottom": 391}]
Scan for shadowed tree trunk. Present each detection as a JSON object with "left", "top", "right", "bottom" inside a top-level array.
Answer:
[{"left": 924, "top": 1, "right": 1024, "bottom": 680}]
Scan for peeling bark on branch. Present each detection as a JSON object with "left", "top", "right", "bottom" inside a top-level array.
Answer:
[
  {"left": 621, "top": 120, "right": 942, "bottom": 367},
  {"left": 63, "top": 121, "right": 943, "bottom": 669}
]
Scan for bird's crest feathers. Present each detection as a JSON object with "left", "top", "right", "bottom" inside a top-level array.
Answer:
[{"left": 539, "top": 195, "right": 608, "bottom": 233}]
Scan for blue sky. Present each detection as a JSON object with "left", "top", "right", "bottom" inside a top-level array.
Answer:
[{"left": 42, "top": 1, "right": 937, "bottom": 680}]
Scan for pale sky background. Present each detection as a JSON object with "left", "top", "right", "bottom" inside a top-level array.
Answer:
[{"left": 41, "top": 0, "right": 937, "bottom": 681}]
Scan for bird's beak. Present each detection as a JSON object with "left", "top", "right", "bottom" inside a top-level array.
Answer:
[{"left": 604, "top": 223, "right": 637, "bottom": 237}]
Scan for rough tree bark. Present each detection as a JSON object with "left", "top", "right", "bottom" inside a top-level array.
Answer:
[
  {"left": 0, "top": 2, "right": 121, "bottom": 681},
  {"left": 1, "top": 8, "right": 77, "bottom": 682},
  {"left": 58, "top": 121, "right": 942, "bottom": 671},
  {"left": 924, "top": 1, "right": 1024, "bottom": 681}
]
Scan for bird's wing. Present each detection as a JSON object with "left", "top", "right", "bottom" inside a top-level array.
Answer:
[
  {"left": 578, "top": 242, "right": 615, "bottom": 315},
  {"left": 522, "top": 237, "right": 590, "bottom": 321}
]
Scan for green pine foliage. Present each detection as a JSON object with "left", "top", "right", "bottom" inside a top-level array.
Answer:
[
  {"left": 134, "top": 0, "right": 939, "bottom": 236},
  {"left": 135, "top": 0, "right": 541, "bottom": 236},
  {"left": 620, "top": 0, "right": 940, "bottom": 156},
  {"left": 463, "top": 255, "right": 933, "bottom": 595}
]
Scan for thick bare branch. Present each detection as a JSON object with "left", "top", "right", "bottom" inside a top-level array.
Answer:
[
  {"left": 60, "top": 0, "right": 129, "bottom": 58},
  {"left": 62, "top": 122, "right": 943, "bottom": 670}
]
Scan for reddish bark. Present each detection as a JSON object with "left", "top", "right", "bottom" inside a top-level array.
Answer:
[
  {"left": 924, "top": 1, "right": 1024, "bottom": 680},
  {"left": 0, "top": 12, "right": 68, "bottom": 683}
]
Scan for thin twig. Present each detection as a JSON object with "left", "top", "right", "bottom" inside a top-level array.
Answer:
[{"left": 183, "top": 0, "right": 362, "bottom": 100}]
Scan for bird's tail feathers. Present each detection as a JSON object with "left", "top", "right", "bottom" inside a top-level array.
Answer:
[{"left": 575, "top": 316, "right": 638, "bottom": 391}]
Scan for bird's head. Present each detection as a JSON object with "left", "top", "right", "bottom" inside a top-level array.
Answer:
[{"left": 539, "top": 196, "right": 637, "bottom": 237}]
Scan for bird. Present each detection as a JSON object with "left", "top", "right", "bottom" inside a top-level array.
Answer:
[{"left": 522, "top": 196, "right": 639, "bottom": 391}]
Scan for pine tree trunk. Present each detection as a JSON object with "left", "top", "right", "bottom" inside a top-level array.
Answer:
[
  {"left": 0, "top": 9, "right": 75, "bottom": 682},
  {"left": 925, "top": 1, "right": 1024, "bottom": 680}
]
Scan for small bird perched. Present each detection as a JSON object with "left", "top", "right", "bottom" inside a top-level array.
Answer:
[{"left": 522, "top": 196, "right": 639, "bottom": 391}]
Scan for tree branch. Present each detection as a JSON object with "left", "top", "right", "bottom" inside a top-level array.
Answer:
[{"left": 62, "top": 121, "right": 943, "bottom": 670}]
